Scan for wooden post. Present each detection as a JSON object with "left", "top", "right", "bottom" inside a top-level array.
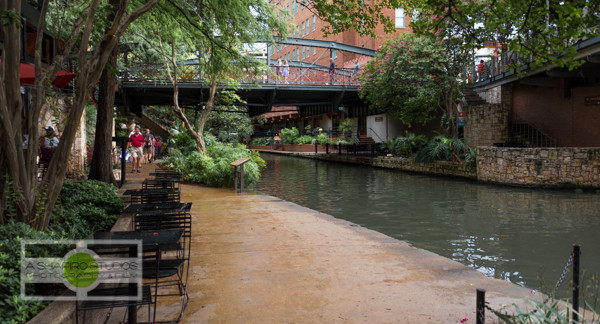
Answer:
[{"left": 230, "top": 158, "right": 250, "bottom": 193}]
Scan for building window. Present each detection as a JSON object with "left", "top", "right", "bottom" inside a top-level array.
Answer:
[
  {"left": 301, "top": 22, "right": 305, "bottom": 37},
  {"left": 395, "top": 8, "right": 405, "bottom": 28},
  {"left": 313, "top": 47, "right": 316, "bottom": 55},
  {"left": 305, "top": 19, "right": 309, "bottom": 35},
  {"left": 302, "top": 47, "right": 305, "bottom": 59},
  {"left": 312, "top": 15, "right": 316, "bottom": 31},
  {"left": 306, "top": 47, "right": 309, "bottom": 58},
  {"left": 331, "top": 49, "right": 337, "bottom": 59}
]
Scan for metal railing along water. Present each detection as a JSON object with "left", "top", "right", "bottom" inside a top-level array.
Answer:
[{"left": 475, "top": 244, "right": 584, "bottom": 324}]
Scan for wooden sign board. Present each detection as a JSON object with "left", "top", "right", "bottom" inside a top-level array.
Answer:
[{"left": 584, "top": 96, "right": 600, "bottom": 106}]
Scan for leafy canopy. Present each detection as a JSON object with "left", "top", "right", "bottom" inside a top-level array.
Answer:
[
  {"left": 359, "top": 33, "right": 451, "bottom": 127},
  {"left": 403, "top": 0, "right": 600, "bottom": 71}
]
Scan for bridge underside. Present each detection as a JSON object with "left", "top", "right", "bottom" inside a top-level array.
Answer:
[{"left": 116, "top": 82, "right": 368, "bottom": 117}]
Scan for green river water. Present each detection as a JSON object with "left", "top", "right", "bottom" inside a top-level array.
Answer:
[{"left": 251, "top": 153, "right": 600, "bottom": 296}]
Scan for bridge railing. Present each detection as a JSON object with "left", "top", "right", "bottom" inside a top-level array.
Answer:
[
  {"left": 119, "top": 63, "right": 361, "bottom": 87},
  {"left": 261, "top": 65, "right": 360, "bottom": 86}
]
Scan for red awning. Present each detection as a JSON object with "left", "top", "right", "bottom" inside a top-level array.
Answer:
[{"left": 0, "top": 60, "right": 76, "bottom": 88}]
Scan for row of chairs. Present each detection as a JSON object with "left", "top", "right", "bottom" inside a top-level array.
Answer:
[{"left": 77, "top": 168, "right": 191, "bottom": 323}]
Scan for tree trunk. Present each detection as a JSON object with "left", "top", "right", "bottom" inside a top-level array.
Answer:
[
  {"left": 88, "top": 46, "right": 118, "bottom": 185},
  {"left": 2, "top": 0, "right": 159, "bottom": 230}
]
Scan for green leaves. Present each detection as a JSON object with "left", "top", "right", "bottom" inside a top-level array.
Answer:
[
  {"left": 311, "top": 0, "right": 403, "bottom": 37},
  {"left": 158, "top": 136, "right": 266, "bottom": 187},
  {"left": 0, "top": 8, "right": 21, "bottom": 28},
  {"left": 406, "top": 0, "right": 600, "bottom": 72},
  {"left": 359, "top": 33, "right": 452, "bottom": 127},
  {"left": 280, "top": 127, "right": 300, "bottom": 144}
]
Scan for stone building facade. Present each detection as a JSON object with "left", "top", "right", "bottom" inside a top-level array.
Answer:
[{"left": 477, "top": 147, "right": 600, "bottom": 188}]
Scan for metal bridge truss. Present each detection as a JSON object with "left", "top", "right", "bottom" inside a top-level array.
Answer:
[{"left": 117, "top": 37, "right": 377, "bottom": 117}]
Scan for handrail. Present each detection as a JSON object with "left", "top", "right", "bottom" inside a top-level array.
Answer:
[
  {"left": 368, "top": 127, "right": 384, "bottom": 143},
  {"left": 119, "top": 64, "right": 362, "bottom": 87}
]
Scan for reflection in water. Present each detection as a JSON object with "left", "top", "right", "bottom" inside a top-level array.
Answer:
[{"left": 251, "top": 153, "right": 600, "bottom": 292}]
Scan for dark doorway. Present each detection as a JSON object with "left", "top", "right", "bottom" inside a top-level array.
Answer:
[{"left": 358, "top": 117, "right": 367, "bottom": 137}]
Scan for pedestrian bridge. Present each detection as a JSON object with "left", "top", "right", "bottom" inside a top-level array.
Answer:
[
  {"left": 117, "top": 63, "right": 366, "bottom": 118},
  {"left": 117, "top": 37, "right": 375, "bottom": 118}
]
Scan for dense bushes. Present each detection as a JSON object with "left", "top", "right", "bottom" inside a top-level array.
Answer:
[
  {"left": 381, "top": 133, "right": 472, "bottom": 163},
  {"left": 383, "top": 132, "right": 428, "bottom": 157},
  {"left": 249, "top": 137, "right": 270, "bottom": 146},
  {"left": 414, "top": 135, "right": 469, "bottom": 163},
  {"left": 294, "top": 135, "right": 314, "bottom": 145},
  {"left": 280, "top": 127, "right": 299, "bottom": 144},
  {"left": 159, "top": 135, "right": 266, "bottom": 188},
  {"left": 0, "top": 180, "right": 123, "bottom": 323}
]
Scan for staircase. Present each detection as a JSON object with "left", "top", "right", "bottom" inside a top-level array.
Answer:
[
  {"left": 358, "top": 137, "right": 376, "bottom": 145},
  {"left": 508, "top": 122, "right": 559, "bottom": 147},
  {"left": 462, "top": 88, "right": 487, "bottom": 106}
]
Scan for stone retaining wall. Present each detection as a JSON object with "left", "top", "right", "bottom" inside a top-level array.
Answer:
[
  {"left": 477, "top": 147, "right": 600, "bottom": 188},
  {"left": 249, "top": 144, "right": 328, "bottom": 153},
  {"left": 373, "top": 156, "right": 477, "bottom": 179},
  {"left": 300, "top": 154, "right": 477, "bottom": 180},
  {"left": 464, "top": 103, "right": 509, "bottom": 147}
]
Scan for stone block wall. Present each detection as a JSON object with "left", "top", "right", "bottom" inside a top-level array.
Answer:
[
  {"left": 373, "top": 157, "right": 477, "bottom": 179},
  {"left": 464, "top": 103, "right": 510, "bottom": 147},
  {"left": 464, "top": 84, "right": 512, "bottom": 148},
  {"left": 477, "top": 147, "right": 600, "bottom": 188}
]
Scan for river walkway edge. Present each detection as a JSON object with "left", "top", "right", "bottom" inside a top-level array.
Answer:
[
  {"left": 250, "top": 146, "right": 600, "bottom": 189},
  {"left": 29, "top": 161, "right": 544, "bottom": 324}
]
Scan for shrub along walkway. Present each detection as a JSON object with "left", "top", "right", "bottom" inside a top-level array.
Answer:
[{"left": 112, "top": 161, "right": 538, "bottom": 323}]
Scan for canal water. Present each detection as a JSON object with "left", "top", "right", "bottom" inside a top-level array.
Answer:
[{"left": 251, "top": 153, "right": 600, "bottom": 295}]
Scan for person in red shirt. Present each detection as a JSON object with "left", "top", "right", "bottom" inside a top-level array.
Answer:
[
  {"left": 127, "top": 126, "right": 144, "bottom": 173},
  {"left": 477, "top": 60, "right": 485, "bottom": 81}
]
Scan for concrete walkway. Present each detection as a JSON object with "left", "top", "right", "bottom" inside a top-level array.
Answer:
[{"left": 123, "top": 161, "right": 538, "bottom": 323}]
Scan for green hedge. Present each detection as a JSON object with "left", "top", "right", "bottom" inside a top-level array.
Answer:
[
  {"left": 0, "top": 180, "right": 123, "bottom": 323},
  {"left": 159, "top": 135, "right": 265, "bottom": 188}
]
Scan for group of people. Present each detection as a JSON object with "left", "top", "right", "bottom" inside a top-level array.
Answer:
[
  {"left": 127, "top": 126, "right": 175, "bottom": 173},
  {"left": 329, "top": 58, "right": 361, "bottom": 85},
  {"left": 273, "top": 57, "right": 360, "bottom": 85},
  {"left": 275, "top": 59, "right": 289, "bottom": 83}
]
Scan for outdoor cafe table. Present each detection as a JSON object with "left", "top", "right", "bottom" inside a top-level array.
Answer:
[
  {"left": 122, "top": 202, "right": 192, "bottom": 215},
  {"left": 92, "top": 229, "right": 184, "bottom": 324},
  {"left": 93, "top": 229, "right": 183, "bottom": 251},
  {"left": 123, "top": 188, "right": 180, "bottom": 204},
  {"left": 123, "top": 202, "right": 192, "bottom": 230},
  {"left": 142, "top": 177, "right": 182, "bottom": 189},
  {"left": 149, "top": 171, "right": 182, "bottom": 178}
]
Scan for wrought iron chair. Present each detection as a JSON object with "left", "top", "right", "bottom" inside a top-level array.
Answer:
[
  {"left": 76, "top": 242, "right": 160, "bottom": 324},
  {"left": 134, "top": 211, "right": 192, "bottom": 322}
]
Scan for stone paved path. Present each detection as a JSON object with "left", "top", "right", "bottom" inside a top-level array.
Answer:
[{"left": 122, "top": 161, "right": 539, "bottom": 324}]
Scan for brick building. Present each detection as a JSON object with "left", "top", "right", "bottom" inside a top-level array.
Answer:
[
  {"left": 257, "top": 1, "right": 415, "bottom": 141},
  {"left": 268, "top": 1, "right": 412, "bottom": 69}
]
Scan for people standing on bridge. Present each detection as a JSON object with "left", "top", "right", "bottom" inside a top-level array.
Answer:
[
  {"left": 328, "top": 58, "right": 336, "bottom": 85},
  {"left": 351, "top": 60, "right": 360, "bottom": 84},
  {"left": 282, "top": 60, "right": 289, "bottom": 84},
  {"left": 477, "top": 60, "right": 485, "bottom": 82},
  {"left": 276, "top": 59, "right": 283, "bottom": 83}
]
